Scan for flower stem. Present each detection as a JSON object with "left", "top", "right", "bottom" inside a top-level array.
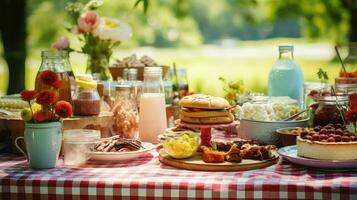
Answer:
[{"left": 28, "top": 101, "right": 33, "bottom": 118}]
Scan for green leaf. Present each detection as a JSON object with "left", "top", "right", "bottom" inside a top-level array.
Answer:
[
  {"left": 134, "top": 0, "right": 149, "bottom": 14},
  {"left": 317, "top": 68, "right": 329, "bottom": 83}
]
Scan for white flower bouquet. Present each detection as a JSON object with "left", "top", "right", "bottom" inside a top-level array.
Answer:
[{"left": 51, "top": 0, "right": 132, "bottom": 80}]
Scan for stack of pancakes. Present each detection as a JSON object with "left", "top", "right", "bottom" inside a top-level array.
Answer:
[{"left": 179, "top": 94, "right": 234, "bottom": 124}]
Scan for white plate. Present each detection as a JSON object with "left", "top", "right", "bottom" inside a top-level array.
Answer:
[
  {"left": 278, "top": 145, "right": 357, "bottom": 170},
  {"left": 90, "top": 142, "right": 156, "bottom": 162}
]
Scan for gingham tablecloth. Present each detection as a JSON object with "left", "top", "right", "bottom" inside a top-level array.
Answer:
[{"left": 1, "top": 152, "right": 357, "bottom": 200}]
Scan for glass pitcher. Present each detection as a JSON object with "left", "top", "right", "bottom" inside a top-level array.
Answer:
[
  {"left": 35, "top": 51, "right": 72, "bottom": 103},
  {"left": 139, "top": 67, "right": 167, "bottom": 144}
]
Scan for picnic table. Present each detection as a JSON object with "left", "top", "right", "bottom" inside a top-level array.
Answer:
[{"left": 1, "top": 151, "right": 356, "bottom": 200}]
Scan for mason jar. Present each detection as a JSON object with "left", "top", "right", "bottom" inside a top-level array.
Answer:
[{"left": 312, "top": 96, "right": 348, "bottom": 127}]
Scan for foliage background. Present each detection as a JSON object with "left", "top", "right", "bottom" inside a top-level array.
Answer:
[{"left": 0, "top": 0, "right": 353, "bottom": 96}]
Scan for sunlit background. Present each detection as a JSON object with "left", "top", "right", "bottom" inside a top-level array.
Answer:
[{"left": 0, "top": 0, "right": 355, "bottom": 96}]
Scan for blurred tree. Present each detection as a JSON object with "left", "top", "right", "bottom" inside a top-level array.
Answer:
[
  {"left": 0, "top": 0, "right": 26, "bottom": 94},
  {"left": 267, "top": 0, "right": 356, "bottom": 44}
]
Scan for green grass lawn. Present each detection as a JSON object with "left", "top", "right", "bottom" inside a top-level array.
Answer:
[{"left": 0, "top": 39, "right": 342, "bottom": 96}]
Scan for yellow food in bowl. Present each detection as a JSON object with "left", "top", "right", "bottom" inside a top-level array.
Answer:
[{"left": 163, "top": 132, "right": 200, "bottom": 159}]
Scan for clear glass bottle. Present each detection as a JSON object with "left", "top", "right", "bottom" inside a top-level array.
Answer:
[
  {"left": 72, "top": 74, "right": 101, "bottom": 116},
  {"left": 61, "top": 51, "right": 76, "bottom": 95},
  {"left": 268, "top": 45, "right": 304, "bottom": 107},
  {"left": 127, "top": 68, "right": 143, "bottom": 108},
  {"left": 35, "top": 51, "right": 71, "bottom": 103},
  {"left": 112, "top": 85, "right": 139, "bottom": 139},
  {"left": 139, "top": 67, "right": 167, "bottom": 144},
  {"left": 177, "top": 68, "right": 189, "bottom": 98},
  {"left": 163, "top": 79, "right": 173, "bottom": 105}
]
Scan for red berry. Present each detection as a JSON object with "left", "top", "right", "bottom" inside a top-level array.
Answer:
[
  {"left": 342, "top": 136, "right": 351, "bottom": 142},
  {"left": 327, "top": 137, "right": 336, "bottom": 142},
  {"left": 335, "top": 129, "right": 344, "bottom": 135},
  {"left": 328, "top": 134, "right": 335, "bottom": 138},
  {"left": 312, "top": 134, "right": 320, "bottom": 141},
  {"left": 350, "top": 136, "right": 356, "bottom": 141},
  {"left": 334, "top": 135, "right": 342, "bottom": 142},
  {"left": 319, "top": 129, "right": 328, "bottom": 134},
  {"left": 304, "top": 135, "right": 312, "bottom": 140},
  {"left": 308, "top": 90, "right": 319, "bottom": 97},
  {"left": 320, "top": 134, "right": 328, "bottom": 140}
]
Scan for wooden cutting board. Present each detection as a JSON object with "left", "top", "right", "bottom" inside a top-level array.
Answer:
[{"left": 158, "top": 149, "right": 278, "bottom": 171}]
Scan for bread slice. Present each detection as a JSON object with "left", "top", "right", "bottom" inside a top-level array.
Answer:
[
  {"left": 179, "top": 94, "right": 230, "bottom": 109},
  {"left": 180, "top": 113, "right": 234, "bottom": 124}
]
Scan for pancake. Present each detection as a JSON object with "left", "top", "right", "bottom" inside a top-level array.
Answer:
[
  {"left": 179, "top": 94, "right": 229, "bottom": 109},
  {"left": 181, "top": 110, "right": 230, "bottom": 118},
  {"left": 180, "top": 113, "right": 234, "bottom": 124}
]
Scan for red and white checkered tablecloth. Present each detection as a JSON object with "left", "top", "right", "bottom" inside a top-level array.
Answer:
[{"left": 1, "top": 151, "right": 357, "bottom": 200}]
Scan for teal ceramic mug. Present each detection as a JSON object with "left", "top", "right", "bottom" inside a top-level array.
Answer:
[{"left": 15, "top": 122, "right": 62, "bottom": 169}]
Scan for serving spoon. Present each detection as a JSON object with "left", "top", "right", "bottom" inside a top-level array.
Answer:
[{"left": 283, "top": 109, "right": 308, "bottom": 121}]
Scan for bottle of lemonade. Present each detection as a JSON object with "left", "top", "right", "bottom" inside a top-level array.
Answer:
[
  {"left": 268, "top": 45, "right": 304, "bottom": 107},
  {"left": 139, "top": 67, "right": 167, "bottom": 144}
]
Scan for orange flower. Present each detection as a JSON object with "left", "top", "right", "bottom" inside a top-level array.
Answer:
[
  {"left": 39, "top": 70, "right": 59, "bottom": 86},
  {"left": 33, "top": 110, "right": 52, "bottom": 122},
  {"left": 20, "top": 90, "right": 38, "bottom": 101},
  {"left": 54, "top": 101, "right": 72, "bottom": 118},
  {"left": 36, "top": 90, "right": 57, "bottom": 106}
]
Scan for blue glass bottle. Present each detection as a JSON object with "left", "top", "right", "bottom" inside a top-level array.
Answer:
[{"left": 268, "top": 46, "right": 304, "bottom": 107}]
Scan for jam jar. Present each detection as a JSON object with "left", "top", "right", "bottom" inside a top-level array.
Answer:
[
  {"left": 312, "top": 96, "right": 348, "bottom": 127},
  {"left": 72, "top": 74, "right": 101, "bottom": 116}
]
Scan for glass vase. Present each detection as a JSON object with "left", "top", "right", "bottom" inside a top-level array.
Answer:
[{"left": 86, "top": 54, "right": 112, "bottom": 81}]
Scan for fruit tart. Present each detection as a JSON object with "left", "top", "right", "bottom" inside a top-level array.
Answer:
[{"left": 297, "top": 123, "right": 357, "bottom": 160}]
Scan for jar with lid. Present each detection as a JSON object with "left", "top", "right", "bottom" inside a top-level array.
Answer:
[
  {"left": 112, "top": 85, "right": 139, "bottom": 139},
  {"left": 35, "top": 50, "right": 71, "bottom": 103},
  {"left": 63, "top": 129, "right": 100, "bottom": 166},
  {"left": 312, "top": 96, "right": 348, "bottom": 127},
  {"left": 139, "top": 67, "right": 167, "bottom": 143},
  {"left": 72, "top": 74, "right": 101, "bottom": 116}
]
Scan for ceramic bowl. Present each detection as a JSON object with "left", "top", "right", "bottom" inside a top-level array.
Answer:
[
  {"left": 275, "top": 127, "right": 311, "bottom": 147},
  {"left": 238, "top": 118, "right": 309, "bottom": 146}
]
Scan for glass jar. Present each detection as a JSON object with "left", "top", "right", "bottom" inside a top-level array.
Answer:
[
  {"left": 127, "top": 68, "right": 143, "bottom": 108},
  {"left": 312, "top": 96, "right": 348, "bottom": 127},
  {"left": 303, "top": 82, "right": 330, "bottom": 108},
  {"left": 112, "top": 85, "right": 139, "bottom": 139},
  {"left": 335, "top": 83, "right": 357, "bottom": 96},
  {"left": 63, "top": 129, "right": 100, "bottom": 166},
  {"left": 61, "top": 51, "right": 76, "bottom": 95},
  {"left": 35, "top": 51, "right": 72, "bottom": 103},
  {"left": 72, "top": 74, "right": 101, "bottom": 116},
  {"left": 86, "top": 54, "right": 112, "bottom": 81},
  {"left": 139, "top": 67, "right": 167, "bottom": 144}
]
